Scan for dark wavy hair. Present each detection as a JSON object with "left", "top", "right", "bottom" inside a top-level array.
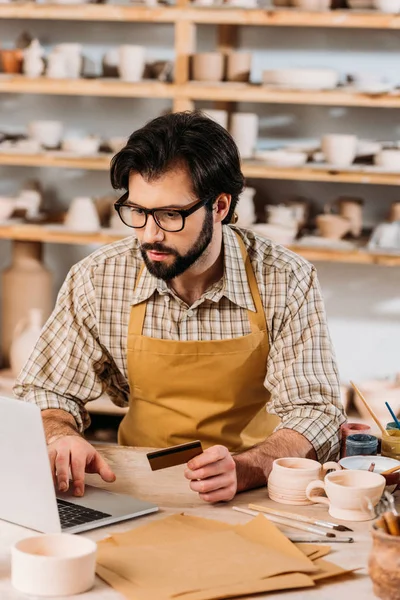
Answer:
[{"left": 110, "top": 110, "right": 245, "bottom": 225}]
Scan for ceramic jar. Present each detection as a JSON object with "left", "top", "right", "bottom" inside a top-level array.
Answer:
[
  {"left": 191, "top": 53, "right": 225, "bottom": 82},
  {"left": 369, "top": 523, "right": 400, "bottom": 600},
  {"left": 268, "top": 457, "right": 340, "bottom": 505},
  {"left": 389, "top": 202, "right": 400, "bottom": 222},
  {"left": 10, "top": 308, "right": 44, "bottom": 377},
  {"left": 230, "top": 112, "right": 259, "bottom": 159},
  {"left": 118, "top": 45, "right": 146, "bottom": 82},
  {"left": 266, "top": 205, "right": 298, "bottom": 230},
  {"left": 1, "top": 241, "right": 52, "bottom": 366},
  {"left": 226, "top": 52, "right": 252, "bottom": 83},
  {"left": 53, "top": 44, "right": 82, "bottom": 79}
]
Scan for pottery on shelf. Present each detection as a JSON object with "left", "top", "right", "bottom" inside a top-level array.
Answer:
[
  {"left": 1, "top": 241, "right": 53, "bottom": 366},
  {"left": 118, "top": 45, "right": 146, "bottom": 82},
  {"left": 322, "top": 134, "right": 358, "bottom": 167},
  {"left": 374, "top": 149, "right": 400, "bottom": 171},
  {"left": 316, "top": 214, "right": 351, "bottom": 239},
  {"left": 0, "top": 48, "right": 23, "bottom": 74},
  {"left": 46, "top": 51, "right": 68, "bottom": 79},
  {"left": 191, "top": 53, "right": 225, "bottom": 82},
  {"left": 389, "top": 201, "right": 400, "bottom": 222},
  {"left": 10, "top": 308, "right": 44, "bottom": 377},
  {"left": 266, "top": 204, "right": 299, "bottom": 230},
  {"left": 229, "top": 112, "right": 259, "bottom": 160},
  {"left": 368, "top": 221, "right": 400, "bottom": 250},
  {"left": 226, "top": 52, "right": 252, "bottom": 83},
  {"left": 0, "top": 196, "right": 15, "bottom": 221},
  {"left": 64, "top": 196, "right": 100, "bottom": 232},
  {"left": 61, "top": 136, "right": 101, "bottom": 155},
  {"left": 28, "top": 120, "right": 63, "bottom": 149},
  {"left": 53, "top": 44, "right": 83, "bottom": 79},
  {"left": 337, "top": 197, "right": 364, "bottom": 237},
  {"left": 235, "top": 187, "right": 256, "bottom": 227},
  {"left": 22, "top": 39, "right": 45, "bottom": 78}
]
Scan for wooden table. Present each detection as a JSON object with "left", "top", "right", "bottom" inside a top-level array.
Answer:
[{"left": 1, "top": 446, "right": 398, "bottom": 599}]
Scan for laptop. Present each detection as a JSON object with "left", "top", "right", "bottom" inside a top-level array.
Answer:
[{"left": 0, "top": 396, "right": 158, "bottom": 534}]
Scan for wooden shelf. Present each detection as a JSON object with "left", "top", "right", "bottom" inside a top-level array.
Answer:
[
  {"left": 1, "top": 224, "right": 399, "bottom": 265},
  {"left": 182, "top": 83, "right": 400, "bottom": 108},
  {"left": 2, "top": 77, "right": 400, "bottom": 109},
  {"left": 0, "top": 75, "right": 175, "bottom": 99},
  {"left": 2, "top": 152, "right": 400, "bottom": 186},
  {"left": 0, "top": 4, "right": 400, "bottom": 30}
]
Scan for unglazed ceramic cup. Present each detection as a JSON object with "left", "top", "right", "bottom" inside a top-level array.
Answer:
[
  {"left": 191, "top": 53, "right": 225, "bottom": 82},
  {"left": 306, "top": 469, "right": 386, "bottom": 521},
  {"left": 316, "top": 214, "right": 351, "bottom": 240},
  {"left": 321, "top": 134, "right": 357, "bottom": 166},
  {"left": 226, "top": 52, "right": 252, "bottom": 82},
  {"left": 11, "top": 534, "right": 97, "bottom": 597},
  {"left": 268, "top": 457, "right": 341, "bottom": 506}
]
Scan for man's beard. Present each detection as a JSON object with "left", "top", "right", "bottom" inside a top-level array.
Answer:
[{"left": 140, "top": 209, "right": 214, "bottom": 280}]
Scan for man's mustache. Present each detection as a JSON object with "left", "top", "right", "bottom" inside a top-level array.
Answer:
[{"left": 141, "top": 243, "right": 179, "bottom": 256}]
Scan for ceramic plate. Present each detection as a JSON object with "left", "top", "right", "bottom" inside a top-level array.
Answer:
[{"left": 339, "top": 455, "right": 400, "bottom": 473}]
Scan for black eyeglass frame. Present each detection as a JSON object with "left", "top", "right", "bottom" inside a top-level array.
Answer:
[{"left": 113, "top": 192, "right": 214, "bottom": 232}]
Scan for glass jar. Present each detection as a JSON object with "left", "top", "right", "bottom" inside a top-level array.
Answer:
[
  {"left": 381, "top": 430, "right": 400, "bottom": 461},
  {"left": 346, "top": 433, "right": 378, "bottom": 457},
  {"left": 386, "top": 422, "right": 400, "bottom": 431}
]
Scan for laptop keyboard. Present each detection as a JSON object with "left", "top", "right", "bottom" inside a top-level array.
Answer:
[{"left": 57, "top": 498, "right": 112, "bottom": 529}]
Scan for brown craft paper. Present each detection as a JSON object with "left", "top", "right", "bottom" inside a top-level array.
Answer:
[{"left": 96, "top": 514, "right": 355, "bottom": 600}]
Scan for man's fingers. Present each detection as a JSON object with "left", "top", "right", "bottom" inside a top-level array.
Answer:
[
  {"left": 90, "top": 452, "right": 116, "bottom": 483},
  {"left": 186, "top": 445, "right": 228, "bottom": 471},
  {"left": 48, "top": 448, "right": 57, "bottom": 488},
  {"left": 189, "top": 473, "right": 234, "bottom": 494},
  {"left": 55, "top": 448, "right": 71, "bottom": 492},
  {"left": 185, "top": 455, "right": 235, "bottom": 481},
  {"left": 70, "top": 454, "right": 87, "bottom": 497},
  {"left": 199, "top": 485, "right": 236, "bottom": 503}
]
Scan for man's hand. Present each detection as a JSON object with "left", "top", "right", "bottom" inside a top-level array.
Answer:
[
  {"left": 184, "top": 445, "right": 237, "bottom": 503},
  {"left": 48, "top": 435, "right": 116, "bottom": 497}
]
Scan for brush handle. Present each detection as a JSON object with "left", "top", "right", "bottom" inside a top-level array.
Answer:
[
  {"left": 249, "top": 503, "right": 336, "bottom": 530},
  {"left": 385, "top": 401, "right": 400, "bottom": 430},
  {"left": 381, "top": 464, "right": 400, "bottom": 476},
  {"left": 350, "top": 381, "right": 386, "bottom": 436}
]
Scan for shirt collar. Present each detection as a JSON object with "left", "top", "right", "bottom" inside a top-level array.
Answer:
[{"left": 130, "top": 225, "right": 255, "bottom": 312}]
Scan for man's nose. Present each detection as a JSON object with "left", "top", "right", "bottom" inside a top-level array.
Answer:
[{"left": 142, "top": 214, "right": 165, "bottom": 244}]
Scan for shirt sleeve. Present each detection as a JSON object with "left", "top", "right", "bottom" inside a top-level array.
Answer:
[
  {"left": 13, "top": 260, "right": 118, "bottom": 432},
  {"left": 264, "top": 264, "right": 346, "bottom": 462}
]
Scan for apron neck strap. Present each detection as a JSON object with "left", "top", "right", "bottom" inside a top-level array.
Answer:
[{"left": 234, "top": 231, "right": 267, "bottom": 334}]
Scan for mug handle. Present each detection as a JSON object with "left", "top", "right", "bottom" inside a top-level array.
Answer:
[
  {"left": 321, "top": 461, "right": 341, "bottom": 477},
  {"left": 305, "top": 480, "right": 330, "bottom": 506}
]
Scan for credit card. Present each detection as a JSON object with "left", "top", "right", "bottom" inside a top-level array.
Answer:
[{"left": 147, "top": 440, "right": 203, "bottom": 471}]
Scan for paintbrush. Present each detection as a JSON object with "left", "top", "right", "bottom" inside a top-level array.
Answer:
[
  {"left": 248, "top": 503, "right": 353, "bottom": 532},
  {"left": 232, "top": 507, "right": 354, "bottom": 542},
  {"left": 385, "top": 401, "right": 400, "bottom": 430},
  {"left": 232, "top": 506, "right": 335, "bottom": 537},
  {"left": 350, "top": 381, "right": 386, "bottom": 436}
]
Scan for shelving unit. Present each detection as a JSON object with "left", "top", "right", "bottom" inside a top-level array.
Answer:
[{"left": 0, "top": 2, "right": 399, "bottom": 268}]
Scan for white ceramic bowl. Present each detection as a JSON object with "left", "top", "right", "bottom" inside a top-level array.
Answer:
[
  {"left": 374, "top": 149, "right": 400, "bottom": 171},
  {"left": 11, "top": 534, "right": 97, "bottom": 597},
  {"left": 262, "top": 68, "right": 339, "bottom": 90},
  {"left": 254, "top": 150, "right": 307, "bottom": 168},
  {"left": 251, "top": 223, "right": 297, "bottom": 245},
  {"left": 373, "top": 0, "right": 400, "bottom": 11},
  {"left": 62, "top": 136, "right": 101, "bottom": 155}
]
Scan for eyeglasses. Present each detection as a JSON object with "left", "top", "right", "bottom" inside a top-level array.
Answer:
[{"left": 114, "top": 193, "right": 213, "bottom": 233}]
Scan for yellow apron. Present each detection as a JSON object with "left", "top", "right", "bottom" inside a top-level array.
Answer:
[{"left": 118, "top": 232, "right": 280, "bottom": 452}]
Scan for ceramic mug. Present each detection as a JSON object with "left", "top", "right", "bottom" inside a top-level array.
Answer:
[
  {"left": 306, "top": 469, "right": 386, "bottom": 521},
  {"left": 118, "top": 45, "right": 146, "bottom": 82},
  {"left": 268, "top": 457, "right": 341, "bottom": 506},
  {"left": 226, "top": 52, "right": 252, "bottom": 83},
  {"left": 230, "top": 112, "right": 259, "bottom": 159},
  {"left": 191, "top": 53, "right": 225, "bottom": 82}
]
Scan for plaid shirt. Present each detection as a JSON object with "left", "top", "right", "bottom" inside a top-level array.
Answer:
[{"left": 14, "top": 225, "right": 345, "bottom": 461}]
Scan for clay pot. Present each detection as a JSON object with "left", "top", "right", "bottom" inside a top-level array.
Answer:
[
  {"left": 191, "top": 53, "right": 225, "bottom": 82},
  {"left": 226, "top": 52, "right": 252, "bottom": 83},
  {"left": 369, "top": 523, "right": 400, "bottom": 600},
  {"left": 321, "top": 134, "right": 357, "bottom": 167},
  {"left": 1, "top": 49, "right": 23, "bottom": 74},
  {"left": 229, "top": 112, "right": 259, "bottom": 159},
  {"left": 338, "top": 197, "right": 364, "bottom": 237},
  {"left": 316, "top": 214, "right": 351, "bottom": 239}
]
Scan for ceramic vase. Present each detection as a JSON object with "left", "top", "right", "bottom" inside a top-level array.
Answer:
[
  {"left": 118, "top": 45, "right": 146, "bottom": 82},
  {"left": 46, "top": 51, "right": 68, "bottom": 79},
  {"left": 235, "top": 187, "right": 256, "bottom": 226},
  {"left": 53, "top": 44, "right": 82, "bottom": 79},
  {"left": 64, "top": 196, "right": 100, "bottom": 232},
  {"left": 22, "top": 39, "right": 45, "bottom": 78},
  {"left": 1, "top": 241, "right": 53, "bottom": 367},
  {"left": 10, "top": 308, "right": 44, "bottom": 377}
]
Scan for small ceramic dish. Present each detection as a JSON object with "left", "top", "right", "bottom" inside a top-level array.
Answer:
[
  {"left": 339, "top": 455, "right": 400, "bottom": 492},
  {"left": 254, "top": 150, "right": 307, "bottom": 168}
]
